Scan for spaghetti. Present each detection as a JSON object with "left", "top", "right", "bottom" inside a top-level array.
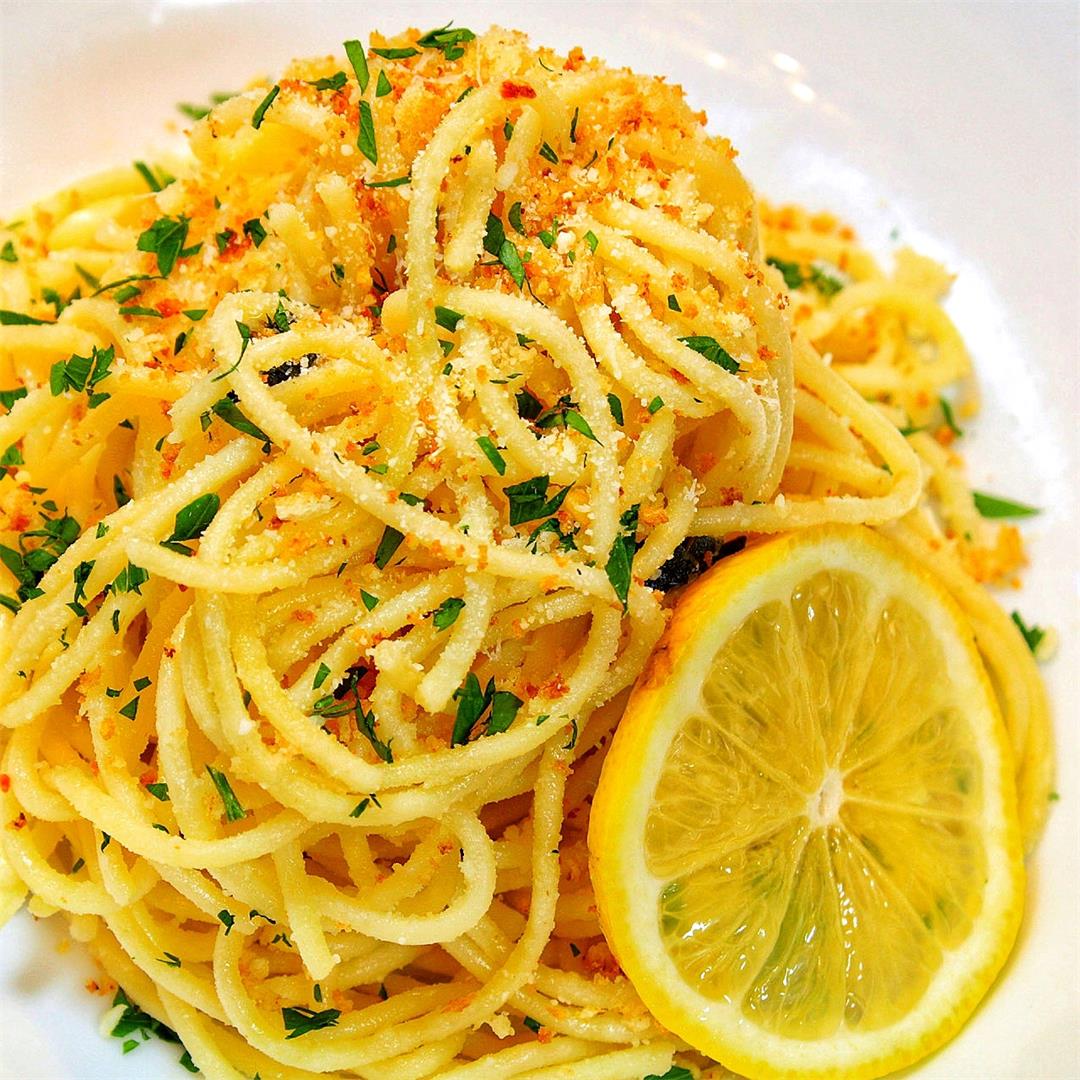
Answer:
[{"left": 0, "top": 26, "right": 1051, "bottom": 1079}]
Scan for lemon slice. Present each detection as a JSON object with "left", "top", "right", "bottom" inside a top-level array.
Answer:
[{"left": 589, "top": 525, "right": 1023, "bottom": 1079}]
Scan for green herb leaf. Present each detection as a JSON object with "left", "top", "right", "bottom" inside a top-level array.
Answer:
[
  {"left": 308, "top": 71, "right": 347, "bottom": 91},
  {"left": 1011, "top": 611, "right": 1046, "bottom": 655},
  {"left": 523, "top": 1016, "right": 542, "bottom": 1034},
  {"left": 1, "top": 240, "right": 18, "bottom": 263},
  {"left": 210, "top": 397, "right": 272, "bottom": 445},
  {"left": 569, "top": 106, "right": 580, "bottom": 143},
  {"left": 452, "top": 672, "right": 493, "bottom": 746},
  {"left": 503, "top": 475, "right": 571, "bottom": 526},
  {"left": 538, "top": 142, "right": 559, "bottom": 165},
  {"left": 939, "top": 396, "right": 963, "bottom": 437},
  {"left": 584, "top": 229, "right": 599, "bottom": 253},
  {"left": 0, "top": 309, "right": 50, "bottom": 325},
  {"left": 372, "top": 47, "right": 419, "bottom": 59},
  {"left": 508, "top": 201, "right": 525, "bottom": 235},
  {"left": 679, "top": 335, "right": 739, "bottom": 374},
  {"left": 112, "top": 562, "right": 149, "bottom": 595},
  {"left": 206, "top": 765, "right": 246, "bottom": 822},
  {"left": 282, "top": 1006, "right": 341, "bottom": 1039},
  {"left": 606, "top": 392, "right": 624, "bottom": 425},
  {"left": 0, "top": 387, "right": 27, "bottom": 411},
  {"left": 374, "top": 526, "right": 404, "bottom": 569},
  {"left": 162, "top": 493, "right": 219, "bottom": 554},
  {"left": 251, "top": 85, "right": 280, "bottom": 129},
  {"left": 358, "top": 100, "right": 378, "bottom": 164},
  {"left": 243, "top": 218, "right": 267, "bottom": 247},
  {"left": 217, "top": 909, "right": 235, "bottom": 935},
  {"left": 119, "top": 696, "right": 140, "bottom": 720},
  {"left": 766, "top": 256, "right": 805, "bottom": 290},
  {"left": 435, "top": 306, "right": 464, "bottom": 332},
  {"left": 809, "top": 263, "right": 844, "bottom": 297},
  {"left": 416, "top": 22, "right": 476, "bottom": 59},
  {"left": 487, "top": 690, "right": 523, "bottom": 736},
  {"left": 498, "top": 239, "right": 526, "bottom": 288},
  {"left": 360, "top": 589, "right": 379, "bottom": 611},
  {"left": 476, "top": 436, "right": 507, "bottom": 475},
  {"left": 136, "top": 216, "right": 191, "bottom": 277},
  {"left": 667, "top": 293, "right": 681, "bottom": 312},
  {"left": 375, "top": 70, "right": 393, "bottom": 97},
  {"left": 647, "top": 396, "right": 664, "bottom": 414},
  {"left": 146, "top": 782, "right": 170, "bottom": 802},
  {"left": 343, "top": 39, "right": 370, "bottom": 92},
  {"left": 432, "top": 596, "right": 466, "bottom": 631},
  {"left": 364, "top": 173, "right": 411, "bottom": 188},
  {"left": 133, "top": 161, "right": 173, "bottom": 192},
  {"left": 483, "top": 213, "right": 506, "bottom": 257},
  {"left": 972, "top": 491, "right": 1040, "bottom": 519},
  {"left": 605, "top": 504, "right": 639, "bottom": 609},
  {"left": 644, "top": 1067, "right": 694, "bottom": 1080}
]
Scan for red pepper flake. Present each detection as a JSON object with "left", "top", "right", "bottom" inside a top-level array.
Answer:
[
  {"left": 501, "top": 80, "right": 536, "bottom": 100},
  {"left": 330, "top": 90, "right": 350, "bottom": 115},
  {"left": 155, "top": 299, "right": 182, "bottom": 318},
  {"left": 0, "top": 774, "right": 9, "bottom": 793},
  {"left": 11, "top": 812, "right": 26, "bottom": 830}
]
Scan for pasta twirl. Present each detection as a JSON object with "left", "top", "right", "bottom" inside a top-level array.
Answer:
[{"left": 0, "top": 25, "right": 1050, "bottom": 1078}]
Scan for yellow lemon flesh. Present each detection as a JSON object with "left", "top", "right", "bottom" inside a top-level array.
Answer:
[{"left": 589, "top": 525, "right": 1023, "bottom": 1079}]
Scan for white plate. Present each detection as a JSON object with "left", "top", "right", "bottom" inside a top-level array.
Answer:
[{"left": 1, "top": 1, "right": 1077, "bottom": 1077}]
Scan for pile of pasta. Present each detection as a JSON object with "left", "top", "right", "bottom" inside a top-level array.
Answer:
[{"left": 0, "top": 26, "right": 1050, "bottom": 1080}]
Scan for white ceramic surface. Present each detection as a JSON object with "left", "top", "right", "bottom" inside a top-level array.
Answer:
[{"left": 1, "top": 2, "right": 1077, "bottom": 1077}]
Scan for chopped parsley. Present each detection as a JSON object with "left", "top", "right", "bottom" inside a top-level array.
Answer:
[
  {"left": 371, "top": 46, "right": 419, "bottom": 59},
  {"left": 217, "top": 910, "right": 235, "bottom": 934},
  {"left": 667, "top": 293, "right": 681, "bottom": 312},
  {"left": 0, "top": 309, "right": 50, "bottom": 326},
  {"left": 251, "top": 84, "right": 280, "bottom": 129},
  {"left": 605, "top": 505, "right": 640, "bottom": 609},
  {"left": 503, "top": 475, "right": 571, "bottom": 526},
  {"left": 133, "top": 161, "right": 173, "bottom": 192},
  {"left": 209, "top": 396, "right": 272, "bottom": 446},
  {"left": 476, "top": 436, "right": 507, "bottom": 475},
  {"left": 160, "top": 493, "right": 220, "bottom": 555},
  {"left": 282, "top": 1006, "right": 341, "bottom": 1039},
  {"left": 136, "top": 216, "right": 197, "bottom": 277},
  {"left": 606, "top": 393, "right": 625, "bottom": 425},
  {"left": 452, "top": 673, "right": 522, "bottom": 745},
  {"left": 1, "top": 241, "right": 17, "bottom": 262},
  {"left": 416, "top": 22, "right": 476, "bottom": 60},
  {"left": 972, "top": 491, "right": 1040, "bottom": 519},
  {"left": 358, "top": 101, "right": 378, "bottom": 164},
  {"left": 344, "top": 39, "right": 370, "bottom": 92},
  {"left": 49, "top": 344, "right": 114, "bottom": 406},
  {"left": 508, "top": 201, "right": 525, "bottom": 235},
  {"left": 432, "top": 596, "right": 466, "bottom": 631},
  {"left": 583, "top": 230, "right": 599, "bottom": 253},
  {"left": 647, "top": 396, "right": 664, "bottom": 414},
  {"left": 435, "top": 305, "right": 464, "bottom": 332},
  {"left": 365, "top": 174, "right": 411, "bottom": 188},
  {"left": 679, "top": 335, "right": 739, "bottom": 374},
  {"left": 374, "top": 526, "right": 404, "bottom": 569},
  {"left": 361, "top": 590, "right": 380, "bottom": 611},
  {"left": 1011, "top": 611, "right": 1046, "bottom": 655},
  {"left": 206, "top": 766, "right": 246, "bottom": 822},
  {"left": 243, "top": 218, "right": 268, "bottom": 247},
  {"left": 538, "top": 142, "right": 559, "bottom": 165},
  {"left": 376, "top": 70, "right": 393, "bottom": 97},
  {"left": 766, "top": 256, "right": 804, "bottom": 290},
  {"left": 146, "top": 782, "right": 170, "bottom": 802},
  {"left": 308, "top": 71, "right": 347, "bottom": 91},
  {"left": 939, "top": 396, "right": 963, "bottom": 437}
]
